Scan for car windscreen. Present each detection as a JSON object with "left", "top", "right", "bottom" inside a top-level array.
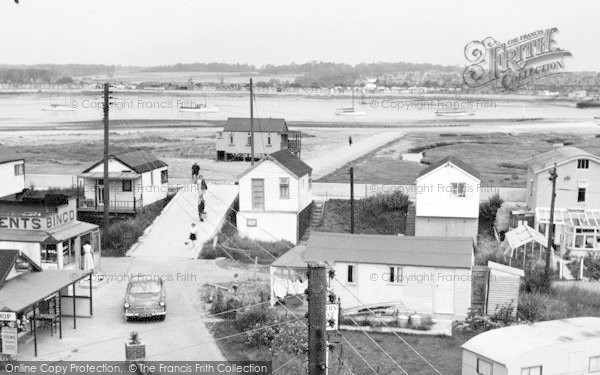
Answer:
[{"left": 128, "top": 281, "right": 161, "bottom": 294}]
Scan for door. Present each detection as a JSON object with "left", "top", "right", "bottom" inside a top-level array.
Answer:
[
  {"left": 97, "top": 180, "right": 104, "bottom": 204},
  {"left": 434, "top": 269, "right": 455, "bottom": 314}
]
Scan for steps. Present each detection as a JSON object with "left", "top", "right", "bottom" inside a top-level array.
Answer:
[{"left": 300, "top": 200, "right": 325, "bottom": 242}]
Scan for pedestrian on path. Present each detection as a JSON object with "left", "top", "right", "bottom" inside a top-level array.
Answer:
[
  {"left": 198, "top": 197, "right": 206, "bottom": 222},
  {"left": 197, "top": 175, "right": 208, "bottom": 199},
  {"left": 348, "top": 135, "right": 353, "bottom": 147},
  {"left": 191, "top": 163, "right": 200, "bottom": 184},
  {"left": 185, "top": 222, "right": 199, "bottom": 248}
]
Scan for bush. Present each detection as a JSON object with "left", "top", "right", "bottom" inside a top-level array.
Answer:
[
  {"left": 235, "top": 306, "right": 276, "bottom": 331},
  {"left": 518, "top": 292, "right": 569, "bottom": 322},
  {"left": 360, "top": 191, "right": 410, "bottom": 215},
  {"left": 522, "top": 261, "right": 549, "bottom": 293},
  {"left": 479, "top": 194, "right": 504, "bottom": 235},
  {"left": 474, "top": 236, "right": 506, "bottom": 266},
  {"left": 582, "top": 255, "right": 600, "bottom": 280}
]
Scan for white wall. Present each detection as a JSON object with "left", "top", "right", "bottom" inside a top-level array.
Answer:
[
  {"left": 0, "top": 160, "right": 25, "bottom": 198},
  {"left": 416, "top": 164, "right": 480, "bottom": 218},
  {"left": 0, "top": 242, "right": 41, "bottom": 267},
  {"left": 239, "top": 160, "right": 311, "bottom": 213},
  {"left": 529, "top": 158, "right": 600, "bottom": 211},
  {"left": 332, "top": 262, "right": 472, "bottom": 318},
  {"left": 216, "top": 131, "right": 283, "bottom": 157},
  {"left": 508, "top": 339, "right": 600, "bottom": 375},
  {"left": 415, "top": 217, "right": 478, "bottom": 239},
  {"left": 462, "top": 350, "right": 508, "bottom": 375},
  {"left": 139, "top": 167, "right": 169, "bottom": 205},
  {"left": 238, "top": 211, "right": 298, "bottom": 244}
]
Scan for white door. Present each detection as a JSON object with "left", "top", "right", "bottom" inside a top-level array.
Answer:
[{"left": 434, "top": 269, "right": 455, "bottom": 314}]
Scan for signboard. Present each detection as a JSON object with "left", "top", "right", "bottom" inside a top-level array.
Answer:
[
  {"left": 0, "top": 199, "right": 77, "bottom": 231},
  {"left": 326, "top": 303, "right": 339, "bottom": 331},
  {"left": 0, "top": 312, "right": 17, "bottom": 356}
]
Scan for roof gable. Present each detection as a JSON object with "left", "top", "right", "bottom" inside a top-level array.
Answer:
[
  {"left": 416, "top": 156, "right": 481, "bottom": 181},
  {"left": 0, "top": 250, "right": 42, "bottom": 287},
  {"left": 305, "top": 232, "right": 473, "bottom": 269},
  {"left": 526, "top": 146, "right": 600, "bottom": 172},
  {"left": 224, "top": 117, "right": 288, "bottom": 133},
  {"left": 82, "top": 150, "right": 167, "bottom": 174},
  {"left": 239, "top": 150, "right": 312, "bottom": 180}
]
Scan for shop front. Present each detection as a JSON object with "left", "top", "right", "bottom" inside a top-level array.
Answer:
[{"left": 0, "top": 192, "right": 101, "bottom": 271}]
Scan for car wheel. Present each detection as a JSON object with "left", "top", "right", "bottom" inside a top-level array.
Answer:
[{"left": 159, "top": 315, "right": 166, "bottom": 321}]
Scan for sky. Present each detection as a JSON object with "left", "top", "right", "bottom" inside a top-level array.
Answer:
[{"left": 0, "top": 0, "right": 598, "bottom": 71}]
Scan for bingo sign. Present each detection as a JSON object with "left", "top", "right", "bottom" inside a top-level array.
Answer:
[{"left": 0, "top": 312, "right": 18, "bottom": 357}]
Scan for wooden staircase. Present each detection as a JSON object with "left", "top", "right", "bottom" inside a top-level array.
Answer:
[{"left": 300, "top": 200, "right": 325, "bottom": 242}]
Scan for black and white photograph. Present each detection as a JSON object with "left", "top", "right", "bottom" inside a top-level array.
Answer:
[{"left": 0, "top": 1, "right": 600, "bottom": 374}]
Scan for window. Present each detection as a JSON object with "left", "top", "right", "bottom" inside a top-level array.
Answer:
[
  {"left": 247, "top": 218, "right": 257, "bottom": 227},
  {"left": 577, "top": 158, "right": 590, "bottom": 169},
  {"left": 247, "top": 133, "right": 252, "bottom": 146},
  {"left": 41, "top": 244, "right": 57, "bottom": 264},
  {"left": 279, "top": 177, "right": 290, "bottom": 199},
  {"left": 122, "top": 180, "right": 132, "bottom": 192},
  {"left": 521, "top": 366, "right": 541, "bottom": 375},
  {"left": 347, "top": 265, "right": 357, "bottom": 284},
  {"left": 578, "top": 188, "right": 586, "bottom": 202},
  {"left": 308, "top": 176, "right": 312, "bottom": 189},
  {"left": 62, "top": 240, "right": 75, "bottom": 265},
  {"left": 267, "top": 133, "right": 272, "bottom": 146},
  {"left": 229, "top": 133, "right": 234, "bottom": 145},
  {"left": 590, "top": 355, "right": 600, "bottom": 372},
  {"left": 14, "top": 163, "right": 24, "bottom": 176},
  {"left": 251, "top": 179, "right": 265, "bottom": 210},
  {"left": 217, "top": 131, "right": 223, "bottom": 139},
  {"left": 476, "top": 358, "right": 492, "bottom": 375},
  {"left": 150, "top": 171, "right": 154, "bottom": 186},
  {"left": 161, "top": 170, "right": 168, "bottom": 184},
  {"left": 388, "top": 266, "right": 404, "bottom": 284},
  {"left": 451, "top": 182, "right": 466, "bottom": 197}
]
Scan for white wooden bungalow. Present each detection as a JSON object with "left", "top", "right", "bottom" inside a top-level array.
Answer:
[{"left": 0, "top": 155, "right": 25, "bottom": 198}]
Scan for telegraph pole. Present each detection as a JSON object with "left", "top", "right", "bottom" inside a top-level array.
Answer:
[
  {"left": 308, "top": 262, "right": 327, "bottom": 375},
  {"left": 544, "top": 164, "right": 558, "bottom": 289},
  {"left": 349, "top": 167, "right": 354, "bottom": 233},
  {"left": 102, "top": 83, "right": 110, "bottom": 245},
  {"left": 249, "top": 78, "right": 255, "bottom": 165}
]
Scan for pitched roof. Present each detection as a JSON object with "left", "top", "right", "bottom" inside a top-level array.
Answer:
[
  {"left": 269, "top": 150, "right": 312, "bottom": 178},
  {"left": 0, "top": 250, "right": 19, "bottom": 287},
  {"left": 304, "top": 232, "right": 473, "bottom": 269},
  {"left": 0, "top": 152, "right": 24, "bottom": 164},
  {"left": 272, "top": 245, "right": 307, "bottom": 268},
  {"left": 461, "top": 317, "right": 600, "bottom": 365},
  {"left": 525, "top": 146, "right": 599, "bottom": 172},
  {"left": 416, "top": 156, "right": 481, "bottom": 180},
  {"left": 224, "top": 117, "right": 288, "bottom": 133},
  {"left": 82, "top": 150, "right": 167, "bottom": 174}
]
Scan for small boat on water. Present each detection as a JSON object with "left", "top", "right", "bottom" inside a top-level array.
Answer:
[
  {"left": 42, "top": 104, "right": 75, "bottom": 112},
  {"left": 335, "top": 89, "right": 365, "bottom": 116},
  {"left": 576, "top": 100, "right": 600, "bottom": 108},
  {"left": 435, "top": 109, "right": 468, "bottom": 116},
  {"left": 179, "top": 95, "right": 219, "bottom": 113}
]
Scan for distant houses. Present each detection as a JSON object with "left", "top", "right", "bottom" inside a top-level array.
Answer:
[
  {"left": 0, "top": 155, "right": 25, "bottom": 198},
  {"left": 78, "top": 150, "right": 169, "bottom": 214},
  {"left": 237, "top": 149, "right": 312, "bottom": 245},
  {"left": 414, "top": 156, "right": 481, "bottom": 240},
  {"left": 216, "top": 117, "right": 301, "bottom": 161},
  {"left": 461, "top": 317, "right": 600, "bottom": 374},
  {"left": 524, "top": 146, "right": 600, "bottom": 255}
]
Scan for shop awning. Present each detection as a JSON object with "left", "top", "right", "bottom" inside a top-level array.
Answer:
[
  {"left": 0, "top": 229, "right": 49, "bottom": 243},
  {"left": 46, "top": 221, "right": 98, "bottom": 242},
  {"left": 0, "top": 269, "right": 91, "bottom": 312},
  {"left": 78, "top": 172, "right": 139, "bottom": 180}
]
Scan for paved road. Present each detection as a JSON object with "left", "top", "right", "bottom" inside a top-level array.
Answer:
[
  {"left": 129, "top": 183, "right": 238, "bottom": 259},
  {"left": 19, "top": 257, "right": 233, "bottom": 361}
]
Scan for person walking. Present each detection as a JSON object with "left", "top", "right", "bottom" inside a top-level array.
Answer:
[
  {"left": 184, "top": 222, "right": 199, "bottom": 248},
  {"left": 348, "top": 135, "right": 353, "bottom": 147},
  {"left": 191, "top": 162, "right": 200, "bottom": 184},
  {"left": 197, "top": 174, "right": 208, "bottom": 199},
  {"left": 198, "top": 197, "right": 206, "bottom": 222}
]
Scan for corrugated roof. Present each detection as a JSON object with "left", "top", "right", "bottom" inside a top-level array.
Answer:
[
  {"left": 224, "top": 117, "right": 288, "bottom": 133},
  {"left": 82, "top": 150, "right": 167, "bottom": 174},
  {"left": 305, "top": 232, "right": 473, "bottom": 269},
  {"left": 46, "top": 220, "right": 98, "bottom": 242},
  {"left": 525, "top": 146, "right": 599, "bottom": 172},
  {"left": 462, "top": 317, "right": 600, "bottom": 365},
  {"left": 0, "top": 269, "right": 91, "bottom": 312},
  {"left": 269, "top": 150, "right": 312, "bottom": 178},
  {"left": 416, "top": 156, "right": 481, "bottom": 180},
  {"left": 272, "top": 245, "right": 307, "bottom": 268}
]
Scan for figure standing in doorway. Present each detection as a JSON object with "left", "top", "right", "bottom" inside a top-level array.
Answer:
[{"left": 82, "top": 241, "right": 95, "bottom": 271}]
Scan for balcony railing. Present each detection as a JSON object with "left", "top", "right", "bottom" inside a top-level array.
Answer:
[{"left": 77, "top": 198, "right": 143, "bottom": 213}]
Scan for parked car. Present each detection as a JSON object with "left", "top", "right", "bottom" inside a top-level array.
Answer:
[{"left": 123, "top": 276, "right": 166, "bottom": 321}]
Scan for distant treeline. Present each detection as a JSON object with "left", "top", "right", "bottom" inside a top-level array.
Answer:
[{"left": 142, "top": 62, "right": 256, "bottom": 73}]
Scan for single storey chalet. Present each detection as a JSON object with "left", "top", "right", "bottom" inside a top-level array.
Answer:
[
  {"left": 304, "top": 232, "right": 474, "bottom": 318},
  {"left": 237, "top": 150, "right": 312, "bottom": 245},
  {"left": 414, "top": 156, "right": 481, "bottom": 240},
  {"left": 462, "top": 317, "right": 600, "bottom": 375},
  {"left": 78, "top": 150, "right": 168, "bottom": 214},
  {"left": 216, "top": 117, "right": 301, "bottom": 161},
  {"left": 0, "top": 155, "right": 25, "bottom": 199}
]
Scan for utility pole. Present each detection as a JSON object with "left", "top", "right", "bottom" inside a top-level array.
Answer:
[
  {"left": 102, "top": 83, "right": 111, "bottom": 245},
  {"left": 349, "top": 167, "right": 354, "bottom": 233},
  {"left": 249, "top": 78, "right": 255, "bottom": 165},
  {"left": 545, "top": 164, "right": 558, "bottom": 289},
  {"left": 308, "top": 262, "right": 327, "bottom": 375}
]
